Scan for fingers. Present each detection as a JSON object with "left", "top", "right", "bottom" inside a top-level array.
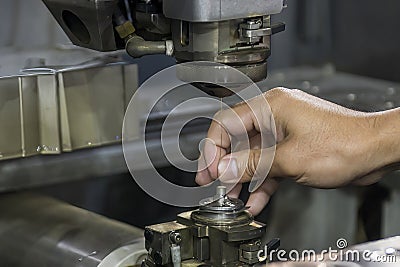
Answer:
[
  {"left": 246, "top": 178, "right": 280, "bottom": 215},
  {"left": 195, "top": 167, "right": 213, "bottom": 186},
  {"left": 205, "top": 105, "right": 255, "bottom": 179},
  {"left": 226, "top": 183, "right": 242, "bottom": 198},
  {"left": 217, "top": 146, "right": 281, "bottom": 184},
  {"left": 203, "top": 134, "right": 227, "bottom": 179},
  {"left": 195, "top": 150, "right": 213, "bottom": 185},
  {"left": 204, "top": 95, "right": 274, "bottom": 180}
]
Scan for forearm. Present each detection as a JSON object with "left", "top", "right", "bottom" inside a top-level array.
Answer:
[{"left": 373, "top": 108, "right": 400, "bottom": 169}]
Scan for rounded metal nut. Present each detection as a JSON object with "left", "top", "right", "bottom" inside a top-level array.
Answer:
[
  {"left": 169, "top": 232, "right": 182, "bottom": 244},
  {"left": 115, "top": 21, "right": 136, "bottom": 39}
]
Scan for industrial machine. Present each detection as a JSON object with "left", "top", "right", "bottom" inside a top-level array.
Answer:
[
  {"left": 14, "top": 2, "right": 288, "bottom": 263},
  {"left": 1, "top": 1, "right": 400, "bottom": 267},
  {"left": 0, "top": 2, "right": 288, "bottom": 263},
  {"left": 42, "top": 0, "right": 286, "bottom": 97}
]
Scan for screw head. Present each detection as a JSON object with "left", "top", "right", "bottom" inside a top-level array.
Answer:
[{"left": 169, "top": 232, "right": 182, "bottom": 244}]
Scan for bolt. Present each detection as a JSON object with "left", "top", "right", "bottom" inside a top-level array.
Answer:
[
  {"left": 169, "top": 232, "right": 182, "bottom": 244},
  {"left": 216, "top": 186, "right": 226, "bottom": 205}
]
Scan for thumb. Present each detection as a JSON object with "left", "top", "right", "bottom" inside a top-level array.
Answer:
[{"left": 217, "top": 147, "right": 276, "bottom": 184}]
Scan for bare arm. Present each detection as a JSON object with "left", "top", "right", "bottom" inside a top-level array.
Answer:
[{"left": 196, "top": 88, "right": 400, "bottom": 215}]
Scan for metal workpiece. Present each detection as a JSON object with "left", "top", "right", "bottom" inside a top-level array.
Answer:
[
  {"left": 42, "top": 0, "right": 119, "bottom": 51},
  {"left": 0, "top": 59, "right": 138, "bottom": 160},
  {"left": 163, "top": 0, "right": 285, "bottom": 22},
  {"left": 143, "top": 186, "right": 274, "bottom": 267},
  {"left": 0, "top": 193, "right": 146, "bottom": 267}
]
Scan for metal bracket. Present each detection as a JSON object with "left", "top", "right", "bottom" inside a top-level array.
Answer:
[{"left": 239, "top": 19, "right": 285, "bottom": 44}]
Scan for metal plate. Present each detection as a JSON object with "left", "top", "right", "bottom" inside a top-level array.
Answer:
[{"left": 0, "top": 59, "right": 138, "bottom": 161}]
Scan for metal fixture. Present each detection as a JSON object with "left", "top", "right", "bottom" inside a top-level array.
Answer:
[
  {"left": 0, "top": 57, "right": 137, "bottom": 160},
  {"left": 42, "top": 0, "right": 118, "bottom": 51},
  {"left": 42, "top": 0, "right": 286, "bottom": 98},
  {"left": 142, "top": 186, "right": 280, "bottom": 266}
]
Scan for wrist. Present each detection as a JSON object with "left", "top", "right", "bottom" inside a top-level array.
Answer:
[{"left": 370, "top": 109, "right": 400, "bottom": 168}]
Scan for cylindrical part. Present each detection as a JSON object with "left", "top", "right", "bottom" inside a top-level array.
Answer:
[
  {"left": 0, "top": 193, "right": 145, "bottom": 267},
  {"left": 217, "top": 185, "right": 226, "bottom": 205},
  {"left": 216, "top": 186, "right": 226, "bottom": 197},
  {"left": 126, "top": 35, "right": 167, "bottom": 58}
]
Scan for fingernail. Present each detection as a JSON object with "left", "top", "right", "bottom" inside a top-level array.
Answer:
[{"left": 218, "top": 157, "right": 239, "bottom": 183}]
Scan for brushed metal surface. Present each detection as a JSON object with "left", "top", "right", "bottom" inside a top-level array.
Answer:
[
  {"left": 0, "top": 193, "right": 145, "bottom": 267},
  {"left": 0, "top": 59, "right": 138, "bottom": 160}
]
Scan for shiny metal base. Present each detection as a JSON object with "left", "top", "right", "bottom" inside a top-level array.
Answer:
[{"left": 0, "top": 193, "right": 146, "bottom": 267}]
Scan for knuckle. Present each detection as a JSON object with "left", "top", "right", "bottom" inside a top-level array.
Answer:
[
  {"left": 213, "top": 107, "right": 240, "bottom": 132},
  {"left": 265, "top": 87, "right": 289, "bottom": 97},
  {"left": 195, "top": 176, "right": 202, "bottom": 185},
  {"left": 245, "top": 150, "right": 260, "bottom": 179},
  {"left": 264, "top": 87, "right": 290, "bottom": 107},
  {"left": 265, "top": 87, "right": 304, "bottom": 100},
  {"left": 195, "top": 175, "right": 207, "bottom": 185}
]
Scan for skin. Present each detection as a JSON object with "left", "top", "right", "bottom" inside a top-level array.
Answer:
[{"left": 196, "top": 87, "right": 400, "bottom": 215}]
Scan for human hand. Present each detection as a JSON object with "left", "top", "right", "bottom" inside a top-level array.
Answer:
[{"left": 196, "top": 88, "right": 400, "bottom": 215}]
